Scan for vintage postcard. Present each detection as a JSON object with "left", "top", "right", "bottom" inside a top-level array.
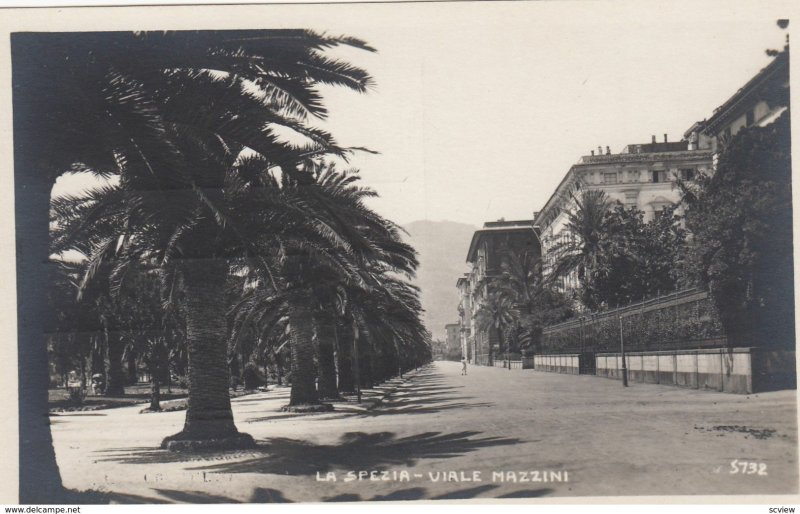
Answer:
[{"left": 1, "top": 0, "right": 799, "bottom": 506}]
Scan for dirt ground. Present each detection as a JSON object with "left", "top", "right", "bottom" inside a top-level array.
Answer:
[{"left": 50, "top": 361, "right": 798, "bottom": 503}]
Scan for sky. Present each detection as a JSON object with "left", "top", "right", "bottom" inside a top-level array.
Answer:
[{"left": 48, "top": 0, "right": 795, "bottom": 228}]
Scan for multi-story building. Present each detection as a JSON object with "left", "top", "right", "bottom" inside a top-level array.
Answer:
[
  {"left": 535, "top": 138, "right": 713, "bottom": 291},
  {"left": 535, "top": 49, "right": 788, "bottom": 297},
  {"left": 456, "top": 275, "right": 473, "bottom": 363},
  {"left": 458, "top": 220, "right": 539, "bottom": 365},
  {"left": 684, "top": 48, "right": 789, "bottom": 152},
  {"left": 444, "top": 323, "right": 461, "bottom": 360}
]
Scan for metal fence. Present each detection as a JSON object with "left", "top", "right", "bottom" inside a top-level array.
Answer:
[{"left": 541, "top": 288, "right": 727, "bottom": 354}]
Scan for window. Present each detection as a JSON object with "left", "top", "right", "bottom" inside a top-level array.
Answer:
[
  {"left": 680, "top": 168, "right": 695, "bottom": 181},
  {"left": 603, "top": 172, "right": 618, "bottom": 184},
  {"left": 651, "top": 170, "right": 668, "bottom": 183},
  {"left": 746, "top": 109, "right": 755, "bottom": 127}
]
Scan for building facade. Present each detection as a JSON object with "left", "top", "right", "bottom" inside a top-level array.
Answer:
[
  {"left": 458, "top": 220, "right": 540, "bottom": 365},
  {"left": 456, "top": 275, "right": 473, "bottom": 363},
  {"left": 535, "top": 139, "right": 713, "bottom": 291},
  {"left": 684, "top": 48, "right": 789, "bottom": 153},
  {"left": 444, "top": 323, "right": 461, "bottom": 360}
]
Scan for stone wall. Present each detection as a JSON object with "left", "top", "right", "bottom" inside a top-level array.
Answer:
[
  {"left": 533, "top": 354, "right": 581, "bottom": 375},
  {"left": 515, "top": 347, "right": 794, "bottom": 395},
  {"left": 595, "top": 348, "right": 795, "bottom": 394}
]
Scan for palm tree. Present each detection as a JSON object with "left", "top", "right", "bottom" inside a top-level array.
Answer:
[
  {"left": 50, "top": 190, "right": 133, "bottom": 396},
  {"left": 475, "top": 291, "right": 516, "bottom": 367},
  {"left": 229, "top": 162, "right": 419, "bottom": 407},
  {"left": 16, "top": 30, "right": 375, "bottom": 498},
  {"left": 550, "top": 189, "right": 614, "bottom": 310}
]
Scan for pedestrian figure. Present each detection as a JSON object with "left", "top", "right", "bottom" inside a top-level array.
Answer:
[{"left": 461, "top": 358, "right": 468, "bottom": 375}]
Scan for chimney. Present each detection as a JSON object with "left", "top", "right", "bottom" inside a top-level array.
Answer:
[
  {"left": 605, "top": 146, "right": 611, "bottom": 155},
  {"left": 597, "top": 146, "right": 602, "bottom": 155},
  {"left": 651, "top": 135, "right": 656, "bottom": 144},
  {"left": 664, "top": 134, "right": 668, "bottom": 143},
  {"left": 590, "top": 150, "right": 595, "bottom": 156}
]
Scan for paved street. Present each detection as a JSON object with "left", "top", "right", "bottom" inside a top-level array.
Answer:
[{"left": 52, "top": 361, "right": 798, "bottom": 502}]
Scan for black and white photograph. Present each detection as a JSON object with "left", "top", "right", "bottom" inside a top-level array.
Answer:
[{"left": 2, "top": 0, "right": 799, "bottom": 506}]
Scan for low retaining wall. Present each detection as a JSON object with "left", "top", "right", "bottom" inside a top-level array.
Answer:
[
  {"left": 533, "top": 354, "right": 581, "bottom": 375},
  {"left": 596, "top": 348, "right": 795, "bottom": 394},
  {"left": 492, "top": 360, "right": 524, "bottom": 369},
  {"left": 474, "top": 354, "right": 491, "bottom": 366}
]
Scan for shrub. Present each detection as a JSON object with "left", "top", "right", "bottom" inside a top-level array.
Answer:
[
  {"left": 67, "top": 387, "right": 86, "bottom": 406},
  {"left": 243, "top": 363, "right": 263, "bottom": 390}
]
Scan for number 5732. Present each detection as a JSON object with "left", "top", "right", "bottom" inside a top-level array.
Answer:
[{"left": 730, "top": 459, "right": 768, "bottom": 475}]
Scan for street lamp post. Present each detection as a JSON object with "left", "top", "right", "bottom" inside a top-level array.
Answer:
[{"left": 619, "top": 313, "right": 628, "bottom": 387}]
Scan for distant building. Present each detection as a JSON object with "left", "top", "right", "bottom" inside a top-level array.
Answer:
[
  {"left": 535, "top": 138, "right": 712, "bottom": 292},
  {"left": 684, "top": 49, "right": 789, "bottom": 152},
  {"left": 459, "top": 220, "right": 539, "bottom": 365},
  {"left": 456, "top": 275, "right": 472, "bottom": 362},
  {"left": 445, "top": 323, "right": 461, "bottom": 361}
]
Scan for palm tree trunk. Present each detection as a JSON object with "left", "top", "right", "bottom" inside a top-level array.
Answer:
[
  {"left": 497, "top": 325, "right": 504, "bottom": 369},
  {"left": 150, "top": 366, "right": 162, "bottom": 411},
  {"left": 315, "top": 317, "right": 340, "bottom": 400},
  {"left": 275, "top": 351, "right": 283, "bottom": 386},
  {"left": 126, "top": 348, "right": 138, "bottom": 385},
  {"left": 335, "top": 323, "right": 355, "bottom": 394},
  {"left": 487, "top": 331, "right": 494, "bottom": 366},
  {"left": 353, "top": 325, "right": 362, "bottom": 402},
  {"left": 104, "top": 330, "right": 126, "bottom": 396},
  {"left": 161, "top": 259, "right": 253, "bottom": 450},
  {"left": 13, "top": 167, "right": 64, "bottom": 501},
  {"left": 360, "top": 337, "right": 374, "bottom": 389},
  {"left": 287, "top": 300, "right": 320, "bottom": 406},
  {"left": 78, "top": 357, "right": 87, "bottom": 393}
]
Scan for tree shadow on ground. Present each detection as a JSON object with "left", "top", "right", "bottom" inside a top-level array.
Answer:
[
  {"left": 231, "top": 396, "right": 276, "bottom": 404},
  {"left": 67, "top": 489, "right": 171, "bottom": 504},
  {"left": 245, "top": 411, "right": 351, "bottom": 424},
  {"left": 322, "top": 483, "right": 536, "bottom": 502},
  {"left": 496, "top": 488, "right": 554, "bottom": 498},
  {"left": 359, "top": 401, "right": 495, "bottom": 416},
  {"left": 69, "top": 486, "right": 295, "bottom": 504},
  {"left": 389, "top": 388, "right": 463, "bottom": 399},
  {"left": 50, "top": 412, "right": 108, "bottom": 417},
  {"left": 97, "top": 430, "right": 522, "bottom": 476},
  {"left": 382, "top": 395, "right": 476, "bottom": 406},
  {"left": 371, "top": 487, "right": 428, "bottom": 501},
  {"left": 324, "top": 493, "right": 363, "bottom": 502},
  {"left": 71, "top": 483, "right": 550, "bottom": 504},
  {"left": 431, "top": 484, "right": 499, "bottom": 499},
  {"left": 154, "top": 488, "right": 240, "bottom": 503}
]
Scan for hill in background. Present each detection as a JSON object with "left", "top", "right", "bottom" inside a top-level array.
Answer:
[{"left": 403, "top": 220, "right": 477, "bottom": 342}]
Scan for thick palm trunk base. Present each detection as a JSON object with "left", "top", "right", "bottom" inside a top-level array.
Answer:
[
  {"left": 316, "top": 322, "right": 340, "bottom": 400},
  {"left": 161, "top": 426, "right": 255, "bottom": 451},
  {"left": 287, "top": 302, "right": 328, "bottom": 409},
  {"left": 280, "top": 402, "right": 334, "bottom": 413},
  {"left": 162, "top": 259, "right": 254, "bottom": 452}
]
